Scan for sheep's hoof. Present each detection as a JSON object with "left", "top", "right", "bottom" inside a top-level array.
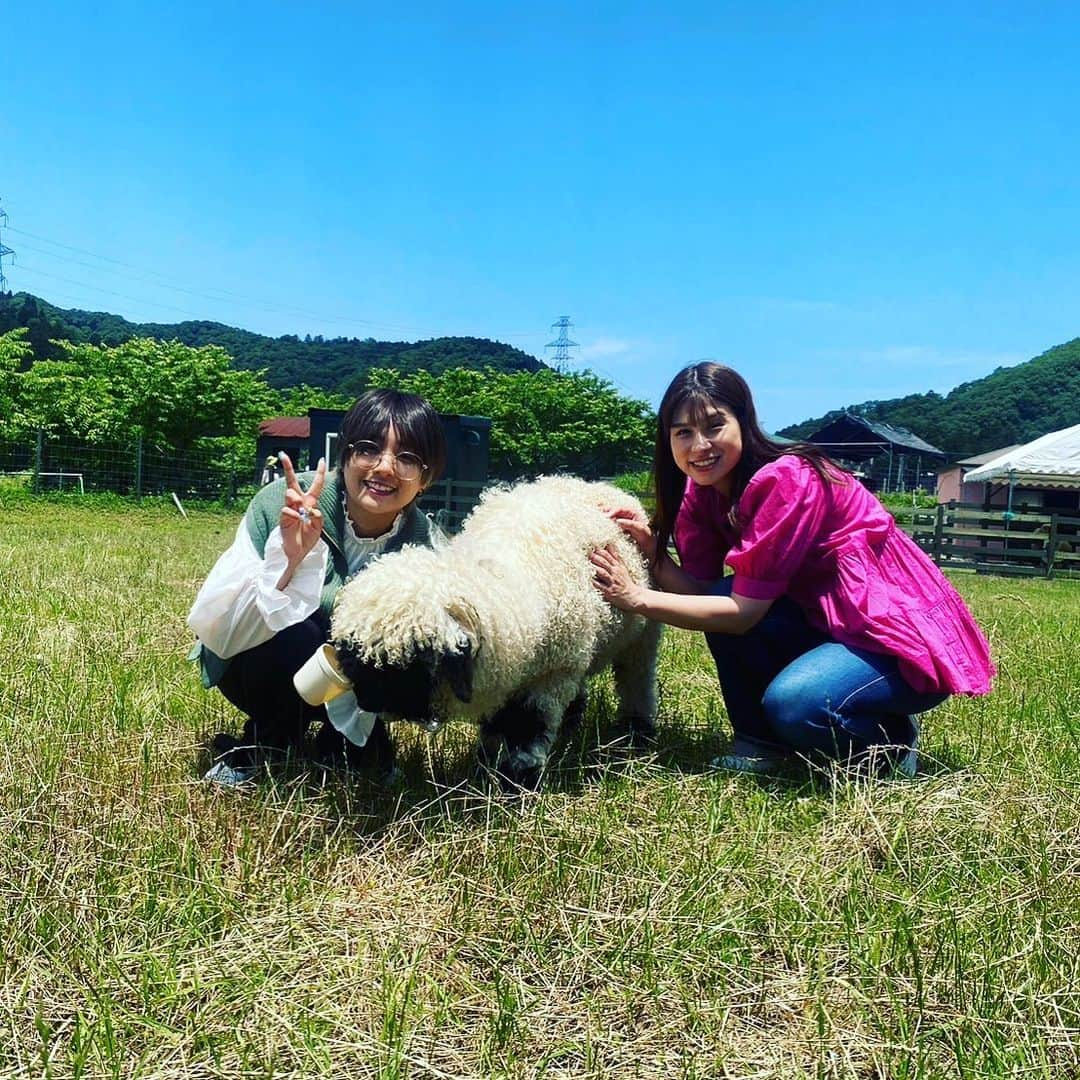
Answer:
[{"left": 626, "top": 716, "right": 658, "bottom": 750}]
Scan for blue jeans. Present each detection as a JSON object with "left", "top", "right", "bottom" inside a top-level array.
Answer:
[{"left": 705, "top": 578, "right": 947, "bottom": 760}]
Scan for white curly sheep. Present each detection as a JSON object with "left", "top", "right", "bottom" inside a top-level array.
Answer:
[{"left": 329, "top": 475, "right": 661, "bottom": 789}]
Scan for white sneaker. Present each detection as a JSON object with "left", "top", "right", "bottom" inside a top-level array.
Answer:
[{"left": 203, "top": 760, "right": 256, "bottom": 788}]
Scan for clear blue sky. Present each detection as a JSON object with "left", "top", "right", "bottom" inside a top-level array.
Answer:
[{"left": 4, "top": 2, "right": 1078, "bottom": 429}]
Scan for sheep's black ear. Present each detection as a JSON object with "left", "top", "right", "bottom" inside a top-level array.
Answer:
[{"left": 440, "top": 638, "right": 475, "bottom": 703}]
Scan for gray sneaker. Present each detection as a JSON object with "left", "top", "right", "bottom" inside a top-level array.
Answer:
[
  {"left": 894, "top": 718, "right": 920, "bottom": 778},
  {"left": 711, "top": 735, "right": 790, "bottom": 775}
]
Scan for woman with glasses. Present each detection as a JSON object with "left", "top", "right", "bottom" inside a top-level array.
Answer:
[{"left": 188, "top": 389, "right": 447, "bottom": 786}]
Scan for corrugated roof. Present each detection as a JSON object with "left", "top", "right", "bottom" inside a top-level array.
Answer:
[
  {"left": 259, "top": 416, "right": 310, "bottom": 438},
  {"left": 807, "top": 412, "right": 945, "bottom": 457},
  {"left": 859, "top": 417, "right": 944, "bottom": 455}
]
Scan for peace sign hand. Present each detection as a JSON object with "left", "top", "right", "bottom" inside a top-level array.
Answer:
[{"left": 278, "top": 453, "right": 327, "bottom": 567}]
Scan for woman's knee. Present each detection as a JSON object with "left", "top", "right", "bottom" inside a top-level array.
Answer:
[
  {"left": 268, "top": 616, "right": 328, "bottom": 672},
  {"left": 761, "top": 665, "right": 831, "bottom": 740}
]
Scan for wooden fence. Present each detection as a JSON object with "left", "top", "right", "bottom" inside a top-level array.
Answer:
[{"left": 900, "top": 503, "right": 1080, "bottom": 578}]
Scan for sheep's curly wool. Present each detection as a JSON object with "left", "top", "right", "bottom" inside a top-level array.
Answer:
[{"left": 330, "top": 475, "right": 661, "bottom": 788}]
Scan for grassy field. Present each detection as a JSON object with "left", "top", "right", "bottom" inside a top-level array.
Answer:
[{"left": 1, "top": 493, "right": 1078, "bottom": 1079}]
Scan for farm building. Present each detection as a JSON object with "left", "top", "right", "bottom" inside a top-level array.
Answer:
[
  {"left": 255, "top": 408, "right": 493, "bottom": 531},
  {"left": 911, "top": 425, "right": 1080, "bottom": 577},
  {"left": 255, "top": 416, "right": 310, "bottom": 477},
  {"left": 804, "top": 413, "right": 946, "bottom": 493},
  {"left": 936, "top": 445, "right": 1022, "bottom": 506}
]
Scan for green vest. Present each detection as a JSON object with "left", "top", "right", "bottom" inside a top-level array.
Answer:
[{"left": 191, "top": 469, "right": 441, "bottom": 687}]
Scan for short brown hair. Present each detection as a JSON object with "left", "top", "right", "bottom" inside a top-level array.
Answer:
[{"left": 337, "top": 389, "right": 447, "bottom": 485}]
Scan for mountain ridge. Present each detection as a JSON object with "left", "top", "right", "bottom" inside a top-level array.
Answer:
[
  {"left": 0, "top": 291, "right": 546, "bottom": 393},
  {"left": 3, "top": 291, "right": 1077, "bottom": 457},
  {"left": 778, "top": 338, "right": 1080, "bottom": 456}
]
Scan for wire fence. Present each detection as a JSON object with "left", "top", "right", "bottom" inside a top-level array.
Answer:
[
  {"left": 0, "top": 432, "right": 252, "bottom": 505},
  {"left": 0, "top": 431, "right": 494, "bottom": 529}
]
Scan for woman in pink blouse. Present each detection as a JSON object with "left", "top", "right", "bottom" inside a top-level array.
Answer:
[{"left": 590, "top": 362, "right": 994, "bottom": 776}]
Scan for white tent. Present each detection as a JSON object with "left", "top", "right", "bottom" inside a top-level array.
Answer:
[{"left": 964, "top": 424, "right": 1080, "bottom": 489}]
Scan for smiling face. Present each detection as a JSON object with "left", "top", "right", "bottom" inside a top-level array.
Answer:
[
  {"left": 669, "top": 402, "right": 743, "bottom": 496},
  {"left": 342, "top": 423, "right": 426, "bottom": 537}
]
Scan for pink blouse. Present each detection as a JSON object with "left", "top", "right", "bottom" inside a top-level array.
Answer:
[{"left": 673, "top": 455, "right": 995, "bottom": 696}]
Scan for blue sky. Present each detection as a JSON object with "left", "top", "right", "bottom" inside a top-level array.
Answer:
[{"left": 3, "top": 2, "right": 1078, "bottom": 429}]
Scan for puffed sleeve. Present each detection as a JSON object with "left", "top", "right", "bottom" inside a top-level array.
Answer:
[
  {"left": 673, "top": 479, "right": 733, "bottom": 583},
  {"left": 725, "top": 458, "right": 829, "bottom": 599}
]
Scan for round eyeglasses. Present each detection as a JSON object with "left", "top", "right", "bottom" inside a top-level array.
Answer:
[{"left": 347, "top": 440, "right": 428, "bottom": 482}]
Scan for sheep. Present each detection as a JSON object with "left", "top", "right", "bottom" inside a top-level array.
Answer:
[{"left": 329, "top": 475, "right": 662, "bottom": 790}]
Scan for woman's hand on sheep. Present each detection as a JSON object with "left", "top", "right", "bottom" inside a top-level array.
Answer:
[
  {"left": 590, "top": 545, "right": 646, "bottom": 612},
  {"left": 279, "top": 453, "right": 326, "bottom": 567},
  {"left": 604, "top": 507, "right": 658, "bottom": 562}
]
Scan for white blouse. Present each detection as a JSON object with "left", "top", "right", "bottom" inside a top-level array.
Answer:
[{"left": 187, "top": 506, "right": 407, "bottom": 748}]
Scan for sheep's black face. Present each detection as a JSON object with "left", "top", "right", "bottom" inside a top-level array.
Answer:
[{"left": 333, "top": 639, "right": 474, "bottom": 723}]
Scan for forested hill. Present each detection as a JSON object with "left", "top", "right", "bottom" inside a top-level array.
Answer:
[
  {"left": 778, "top": 338, "right": 1080, "bottom": 457},
  {"left": 0, "top": 292, "right": 546, "bottom": 391}
]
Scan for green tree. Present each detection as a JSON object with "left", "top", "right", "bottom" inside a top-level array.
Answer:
[
  {"left": 276, "top": 383, "right": 356, "bottom": 416},
  {"left": 10, "top": 358, "right": 118, "bottom": 441},
  {"left": 8, "top": 336, "right": 279, "bottom": 450},
  {"left": 0, "top": 329, "right": 32, "bottom": 438},
  {"left": 50, "top": 337, "right": 277, "bottom": 448},
  {"left": 367, "top": 366, "right": 654, "bottom": 477}
]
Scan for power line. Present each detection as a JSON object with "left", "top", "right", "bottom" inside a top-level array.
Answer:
[
  {"left": 10, "top": 225, "right": 429, "bottom": 330},
  {"left": 0, "top": 201, "right": 14, "bottom": 294},
  {"left": 16, "top": 263, "right": 225, "bottom": 321},
  {"left": 6, "top": 224, "right": 549, "bottom": 342}
]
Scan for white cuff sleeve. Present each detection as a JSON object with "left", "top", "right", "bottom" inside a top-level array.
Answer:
[
  {"left": 187, "top": 521, "right": 329, "bottom": 658},
  {"left": 256, "top": 528, "right": 329, "bottom": 632},
  {"left": 324, "top": 692, "right": 377, "bottom": 748}
]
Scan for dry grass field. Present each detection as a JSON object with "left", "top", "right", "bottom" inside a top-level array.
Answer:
[{"left": 1, "top": 492, "right": 1078, "bottom": 1078}]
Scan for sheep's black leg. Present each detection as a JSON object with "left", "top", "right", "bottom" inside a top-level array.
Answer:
[
  {"left": 479, "top": 696, "right": 555, "bottom": 792},
  {"left": 561, "top": 689, "right": 588, "bottom": 736},
  {"left": 312, "top": 716, "right": 396, "bottom": 778}
]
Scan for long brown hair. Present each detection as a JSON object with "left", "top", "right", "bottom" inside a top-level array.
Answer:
[{"left": 651, "top": 363, "right": 842, "bottom": 565}]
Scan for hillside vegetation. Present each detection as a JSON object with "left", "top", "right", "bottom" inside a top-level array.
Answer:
[
  {"left": 5, "top": 290, "right": 1078, "bottom": 459},
  {"left": 780, "top": 338, "right": 1080, "bottom": 456},
  {"left": 0, "top": 292, "right": 545, "bottom": 389}
]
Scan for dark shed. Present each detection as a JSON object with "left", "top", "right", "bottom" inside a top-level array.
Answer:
[{"left": 804, "top": 413, "right": 946, "bottom": 493}]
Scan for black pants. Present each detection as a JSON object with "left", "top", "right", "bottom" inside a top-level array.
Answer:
[
  {"left": 216, "top": 612, "right": 331, "bottom": 751},
  {"left": 213, "top": 613, "right": 392, "bottom": 770}
]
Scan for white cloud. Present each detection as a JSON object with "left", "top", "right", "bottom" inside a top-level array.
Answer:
[
  {"left": 849, "top": 345, "right": 1028, "bottom": 373},
  {"left": 579, "top": 337, "right": 635, "bottom": 360}
]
